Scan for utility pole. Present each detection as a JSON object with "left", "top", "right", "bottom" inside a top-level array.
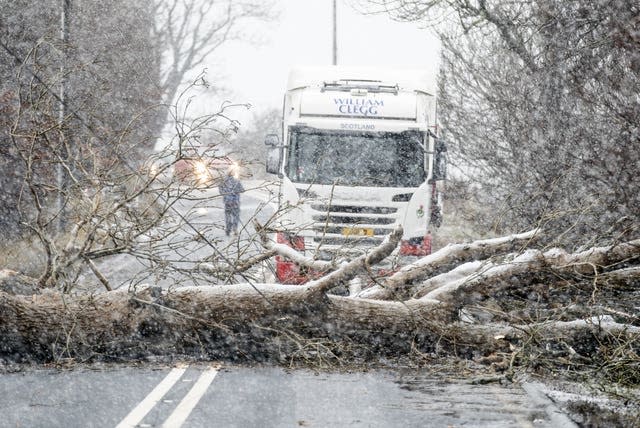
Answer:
[
  {"left": 57, "top": 0, "right": 71, "bottom": 232},
  {"left": 59, "top": 0, "right": 70, "bottom": 127},
  {"left": 332, "top": 0, "right": 337, "bottom": 65}
]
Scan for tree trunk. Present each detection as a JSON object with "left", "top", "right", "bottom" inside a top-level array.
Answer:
[{"left": 1, "top": 234, "right": 638, "bottom": 368}]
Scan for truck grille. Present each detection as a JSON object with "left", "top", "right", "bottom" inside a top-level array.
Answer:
[
  {"left": 311, "top": 215, "right": 395, "bottom": 225},
  {"left": 308, "top": 203, "right": 399, "bottom": 258},
  {"left": 311, "top": 204, "right": 397, "bottom": 215}
]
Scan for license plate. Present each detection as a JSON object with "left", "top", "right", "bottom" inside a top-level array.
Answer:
[{"left": 341, "top": 227, "right": 374, "bottom": 237}]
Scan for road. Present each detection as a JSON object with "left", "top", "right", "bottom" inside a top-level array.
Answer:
[
  {"left": 77, "top": 180, "right": 277, "bottom": 291},
  {"left": 1, "top": 180, "right": 579, "bottom": 427},
  {"left": 0, "top": 363, "right": 575, "bottom": 427},
  {"left": 5, "top": 180, "right": 578, "bottom": 427}
]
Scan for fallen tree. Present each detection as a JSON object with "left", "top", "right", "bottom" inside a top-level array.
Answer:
[{"left": 1, "top": 227, "right": 638, "bottom": 388}]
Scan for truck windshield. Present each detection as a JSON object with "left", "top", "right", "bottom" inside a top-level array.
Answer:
[{"left": 286, "top": 128, "right": 425, "bottom": 187}]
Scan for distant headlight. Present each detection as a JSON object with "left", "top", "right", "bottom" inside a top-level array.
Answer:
[
  {"left": 229, "top": 161, "right": 240, "bottom": 178},
  {"left": 193, "top": 160, "right": 210, "bottom": 184}
]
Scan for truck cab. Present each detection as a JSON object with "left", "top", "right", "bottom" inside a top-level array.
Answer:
[{"left": 266, "top": 66, "right": 446, "bottom": 283}]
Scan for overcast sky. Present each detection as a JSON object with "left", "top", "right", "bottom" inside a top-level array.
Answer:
[{"left": 202, "top": 0, "right": 440, "bottom": 121}]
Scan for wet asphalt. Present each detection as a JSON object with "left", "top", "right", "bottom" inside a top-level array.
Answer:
[{"left": 0, "top": 363, "right": 576, "bottom": 427}]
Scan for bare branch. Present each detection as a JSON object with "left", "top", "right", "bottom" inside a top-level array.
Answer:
[{"left": 304, "top": 226, "right": 403, "bottom": 296}]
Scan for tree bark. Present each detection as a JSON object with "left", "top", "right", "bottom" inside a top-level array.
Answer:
[
  {"left": 359, "top": 229, "right": 539, "bottom": 300},
  {"left": 418, "top": 240, "right": 640, "bottom": 303},
  {"left": 1, "top": 234, "right": 638, "bottom": 366}
]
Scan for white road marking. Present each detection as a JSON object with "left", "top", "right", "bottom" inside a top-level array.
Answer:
[
  {"left": 115, "top": 364, "right": 188, "bottom": 428},
  {"left": 162, "top": 365, "right": 221, "bottom": 428}
]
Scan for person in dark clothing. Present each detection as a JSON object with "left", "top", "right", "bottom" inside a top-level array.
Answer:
[{"left": 218, "top": 168, "right": 244, "bottom": 236}]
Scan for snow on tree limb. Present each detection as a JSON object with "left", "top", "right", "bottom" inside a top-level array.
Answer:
[
  {"left": 464, "top": 316, "right": 640, "bottom": 339},
  {"left": 253, "top": 219, "right": 337, "bottom": 272},
  {"left": 420, "top": 249, "right": 544, "bottom": 302},
  {"left": 303, "top": 226, "right": 404, "bottom": 296},
  {"left": 326, "top": 294, "right": 446, "bottom": 330},
  {"left": 361, "top": 229, "right": 540, "bottom": 300},
  {"left": 418, "top": 239, "right": 640, "bottom": 303},
  {"left": 529, "top": 316, "right": 640, "bottom": 334},
  {"left": 1, "top": 226, "right": 637, "bottom": 369},
  {"left": 253, "top": 223, "right": 403, "bottom": 292},
  {"left": 270, "top": 243, "right": 337, "bottom": 272},
  {"left": 409, "top": 260, "right": 489, "bottom": 299},
  {"left": 555, "top": 239, "right": 640, "bottom": 274}
]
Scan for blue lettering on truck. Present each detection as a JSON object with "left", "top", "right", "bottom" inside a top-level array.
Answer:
[
  {"left": 340, "top": 123, "right": 375, "bottom": 130},
  {"left": 333, "top": 98, "right": 384, "bottom": 116}
]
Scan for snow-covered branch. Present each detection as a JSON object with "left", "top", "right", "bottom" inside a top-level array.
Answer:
[{"left": 360, "top": 229, "right": 539, "bottom": 300}]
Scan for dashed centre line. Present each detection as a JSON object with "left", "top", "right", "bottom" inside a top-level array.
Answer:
[
  {"left": 115, "top": 364, "right": 188, "bottom": 428},
  {"left": 162, "top": 365, "right": 221, "bottom": 428},
  {"left": 115, "top": 363, "right": 220, "bottom": 428}
]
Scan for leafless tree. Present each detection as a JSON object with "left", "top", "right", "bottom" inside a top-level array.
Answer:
[
  {"left": 151, "top": 0, "right": 276, "bottom": 110},
  {"left": 0, "top": 0, "right": 163, "bottom": 238},
  {"left": 353, "top": 0, "right": 640, "bottom": 249},
  {"left": 0, "top": 0, "right": 281, "bottom": 290}
]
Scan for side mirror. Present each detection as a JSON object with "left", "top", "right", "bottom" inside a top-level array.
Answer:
[
  {"left": 432, "top": 139, "right": 447, "bottom": 181},
  {"left": 266, "top": 146, "right": 281, "bottom": 175},
  {"left": 264, "top": 133, "right": 280, "bottom": 146}
]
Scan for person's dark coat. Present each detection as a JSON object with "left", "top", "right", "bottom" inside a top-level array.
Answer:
[{"left": 218, "top": 173, "right": 244, "bottom": 235}]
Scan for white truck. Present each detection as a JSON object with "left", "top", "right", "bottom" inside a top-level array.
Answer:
[{"left": 265, "top": 66, "right": 446, "bottom": 283}]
